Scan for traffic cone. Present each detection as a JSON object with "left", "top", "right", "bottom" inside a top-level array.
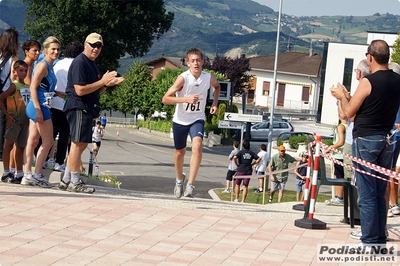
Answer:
[{"left": 116, "top": 131, "right": 119, "bottom": 136}]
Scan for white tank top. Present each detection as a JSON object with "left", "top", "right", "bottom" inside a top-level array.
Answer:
[{"left": 173, "top": 70, "right": 211, "bottom": 125}]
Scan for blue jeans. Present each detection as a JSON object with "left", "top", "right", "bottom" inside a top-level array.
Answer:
[{"left": 352, "top": 135, "right": 393, "bottom": 244}]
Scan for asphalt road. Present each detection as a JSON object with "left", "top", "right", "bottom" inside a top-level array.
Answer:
[{"left": 86, "top": 122, "right": 333, "bottom": 199}]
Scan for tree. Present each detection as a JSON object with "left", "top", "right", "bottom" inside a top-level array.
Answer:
[
  {"left": 23, "top": 0, "right": 174, "bottom": 72},
  {"left": 153, "top": 67, "right": 185, "bottom": 120},
  {"left": 391, "top": 33, "right": 400, "bottom": 64},
  {"left": 115, "top": 61, "right": 153, "bottom": 118},
  {"left": 204, "top": 55, "right": 253, "bottom": 95}
]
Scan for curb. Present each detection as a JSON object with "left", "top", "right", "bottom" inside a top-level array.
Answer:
[{"left": 208, "top": 188, "right": 222, "bottom": 201}]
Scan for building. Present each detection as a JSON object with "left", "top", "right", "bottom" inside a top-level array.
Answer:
[
  {"left": 145, "top": 55, "right": 188, "bottom": 80},
  {"left": 247, "top": 51, "right": 323, "bottom": 117},
  {"left": 319, "top": 31, "right": 398, "bottom": 126}
]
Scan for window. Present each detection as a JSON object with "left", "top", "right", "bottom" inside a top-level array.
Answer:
[
  {"left": 302, "top": 86, "right": 310, "bottom": 102},
  {"left": 342, "top": 58, "right": 354, "bottom": 92},
  {"left": 263, "top": 81, "right": 270, "bottom": 96}
]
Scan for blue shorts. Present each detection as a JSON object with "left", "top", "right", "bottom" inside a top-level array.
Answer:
[
  {"left": 173, "top": 120, "right": 204, "bottom": 150},
  {"left": 26, "top": 101, "right": 51, "bottom": 122}
]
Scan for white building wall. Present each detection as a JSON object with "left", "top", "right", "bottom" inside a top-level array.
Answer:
[
  {"left": 252, "top": 70, "right": 319, "bottom": 112},
  {"left": 320, "top": 43, "right": 367, "bottom": 126},
  {"left": 320, "top": 31, "right": 398, "bottom": 126}
]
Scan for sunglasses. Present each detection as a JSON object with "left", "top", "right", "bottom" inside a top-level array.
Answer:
[{"left": 88, "top": 42, "right": 103, "bottom": 49}]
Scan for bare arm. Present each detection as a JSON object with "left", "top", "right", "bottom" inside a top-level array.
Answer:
[
  {"left": 330, "top": 80, "right": 371, "bottom": 118},
  {"left": 209, "top": 75, "right": 220, "bottom": 115},
  {"left": 0, "top": 83, "right": 16, "bottom": 126},
  {"left": 74, "top": 70, "right": 120, "bottom": 96}
]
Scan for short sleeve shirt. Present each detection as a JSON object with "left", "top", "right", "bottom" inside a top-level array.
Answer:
[
  {"left": 270, "top": 153, "right": 295, "bottom": 182},
  {"left": 64, "top": 53, "right": 101, "bottom": 112},
  {"left": 235, "top": 149, "right": 259, "bottom": 173}
]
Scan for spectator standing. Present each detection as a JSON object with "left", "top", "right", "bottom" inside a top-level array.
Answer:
[
  {"left": 21, "top": 40, "right": 41, "bottom": 85},
  {"left": 50, "top": 41, "right": 83, "bottom": 172},
  {"left": 59, "top": 33, "right": 123, "bottom": 193},
  {"left": 331, "top": 40, "right": 400, "bottom": 245},
  {"left": 324, "top": 106, "right": 348, "bottom": 205},
  {"left": 233, "top": 139, "right": 260, "bottom": 203},
  {"left": 21, "top": 36, "right": 61, "bottom": 188},
  {"left": 0, "top": 60, "right": 29, "bottom": 183},
  {"left": 255, "top": 144, "right": 269, "bottom": 193},
  {"left": 294, "top": 153, "right": 308, "bottom": 202},
  {"left": 162, "top": 47, "right": 220, "bottom": 198},
  {"left": 0, "top": 28, "right": 19, "bottom": 159},
  {"left": 268, "top": 145, "right": 299, "bottom": 203},
  {"left": 222, "top": 140, "right": 239, "bottom": 193}
]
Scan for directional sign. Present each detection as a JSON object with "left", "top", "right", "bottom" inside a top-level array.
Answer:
[
  {"left": 224, "top": 112, "right": 263, "bottom": 123},
  {"left": 218, "top": 120, "right": 243, "bottom": 129}
]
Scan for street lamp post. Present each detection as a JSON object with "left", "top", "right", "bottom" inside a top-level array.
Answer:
[{"left": 267, "top": 0, "right": 283, "bottom": 157}]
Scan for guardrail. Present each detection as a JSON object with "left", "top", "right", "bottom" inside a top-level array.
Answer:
[{"left": 107, "top": 117, "right": 136, "bottom": 125}]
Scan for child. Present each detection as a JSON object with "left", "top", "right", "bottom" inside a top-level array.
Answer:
[
  {"left": 222, "top": 140, "right": 239, "bottom": 193},
  {"left": 0, "top": 60, "right": 30, "bottom": 183},
  {"left": 92, "top": 120, "right": 104, "bottom": 157},
  {"left": 325, "top": 106, "right": 348, "bottom": 205},
  {"left": 234, "top": 139, "right": 260, "bottom": 203},
  {"left": 255, "top": 144, "right": 269, "bottom": 193},
  {"left": 294, "top": 152, "right": 308, "bottom": 201}
]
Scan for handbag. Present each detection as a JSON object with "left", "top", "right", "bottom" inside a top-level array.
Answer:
[{"left": 0, "top": 54, "right": 12, "bottom": 91}]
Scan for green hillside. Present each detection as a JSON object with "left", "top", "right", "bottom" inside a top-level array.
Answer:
[{"left": 1, "top": 0, "right": 399, "bottom": 74}]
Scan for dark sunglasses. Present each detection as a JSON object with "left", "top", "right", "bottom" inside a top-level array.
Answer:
[{"left": 88, "top": 42, "right": 102, "bottom": 49}]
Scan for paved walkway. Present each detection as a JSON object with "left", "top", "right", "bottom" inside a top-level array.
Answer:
[{"left": 0, "top": 182, "right": 399, "bottom": 266}]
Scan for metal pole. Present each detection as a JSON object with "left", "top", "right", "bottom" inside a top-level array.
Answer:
[
  {"left": 88, "top": 151, "right": 94, "bottom": 175},
  {"left": 267, "top": 0, "right": 283, "bottom": 157}
]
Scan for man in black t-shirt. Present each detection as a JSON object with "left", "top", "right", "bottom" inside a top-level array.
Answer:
[
  {"left": 58, "top": 33, "right": 124, "bottom": 193},
  {"left": 331, "top": 40, "right": 400, "bottom": 245}
]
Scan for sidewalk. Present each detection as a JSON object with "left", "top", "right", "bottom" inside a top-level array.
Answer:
[{"left": 0, "top": 182, "right": 399, "bottom": 266}]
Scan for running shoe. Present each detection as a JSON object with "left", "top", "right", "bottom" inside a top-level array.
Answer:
[{"left": 174, "top": 173, "right": 186, "bottom": 198}]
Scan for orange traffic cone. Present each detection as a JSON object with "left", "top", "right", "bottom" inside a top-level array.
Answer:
[{"left": 116, "top": 131, "right": 119, "bottom": 136}]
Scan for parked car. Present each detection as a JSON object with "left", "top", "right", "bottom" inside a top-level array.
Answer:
[{"left": 245, "top": 120, "right": 294, "bottom": 140}]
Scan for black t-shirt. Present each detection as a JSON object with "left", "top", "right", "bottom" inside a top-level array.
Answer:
[
  {"left": 235, "top": 149, "right": 259, "bottom": 173},
  {"left": 353, "top": 70, "right": 400, "bottom": 138},
  {"left": 64, "top": 53, "right": 101, "bottom": 112}
]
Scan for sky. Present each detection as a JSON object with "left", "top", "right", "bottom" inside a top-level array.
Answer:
[{"left": 253, "top": 0, "right": 400, "bottom": 16}]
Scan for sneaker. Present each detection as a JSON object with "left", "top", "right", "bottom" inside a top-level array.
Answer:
[
  {"left": 58, "top": 180, "right": 70, "bottom": 191},
  {"left": 255, "top": 188, "right": 263, "bottom": 193},
  {"left": 222, "top": 189, "right": 231, "bottom": 193},
  {"left": 350, "top": 230, "right": 362, "bottom": 240},
  {"left": 20, "top": 173, "right": 32, "bottom": 186},
  {"left": 67, "top": 180, "right": 95, "bottom": 194},
  {"left": 9, "top": 176, "right": 23, "bottom": 184},
  {"left": 389, "top": 204, "right": 400, "bottom": 215},
  {"left": 54, "top": 163, "right": 66, "bottom": 172},
  {"left": 184, "top": 184, "right": 195, "bottom": 198},
  {"left": 325, "top": 197, "right": 344, "bottom": 205},
  {"left": 1, "top": 172, "right": 13, "bottom": 183},
  {"left": 387, "top": 209, "right": 394, "bottom": 217},
  {"left": 44, "top": 158, "right": 55, "bottom": 169},
  {"left": 174, "top": 173, "right": 186, "bottom": 198},
  {"left": 234, "top": 199, "right": 239, "bottom": 202},
  {"left": 30, "top": 174, "right": 53, "bottom": 188}
]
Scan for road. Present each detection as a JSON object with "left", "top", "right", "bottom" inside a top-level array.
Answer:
[{"left": 86, "top": 121, "right": 333, "bottom": 199}]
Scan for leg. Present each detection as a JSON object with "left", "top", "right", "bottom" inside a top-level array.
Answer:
[
  {"left": 93, "top": 142, "right": 99, "bottom": 157},
  {"left": 34, "top": 120, "right": 55, "bottom": 174},
  {"left": 174, "top": 148, "right": 186, "bottom": 181},
  {"left": 24, "top": 120, "right": 40, "bottom": 174},
  {"left": 278, "top": 189, "right": 283, "bottom": 202},
  {"left": 67, "top": 142, "right": 88, "bottom": 173},
  {"left": 241, "top": 178, "right": 250, "bottom": 202},
  {"left": 188, "top": 136, "right": 202, "bottom": 185}
]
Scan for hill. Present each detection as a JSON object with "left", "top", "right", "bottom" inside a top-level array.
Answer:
[{"left": 1, "top": 0, "right": 399, "bottom": 73}]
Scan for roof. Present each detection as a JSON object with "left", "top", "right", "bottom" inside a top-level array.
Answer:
[
  {"left": 249, "top": 52, "right": 322, "bottom": 76},
  {"left": 145, "top": 55, "right": 188, "bottom": 69}
]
